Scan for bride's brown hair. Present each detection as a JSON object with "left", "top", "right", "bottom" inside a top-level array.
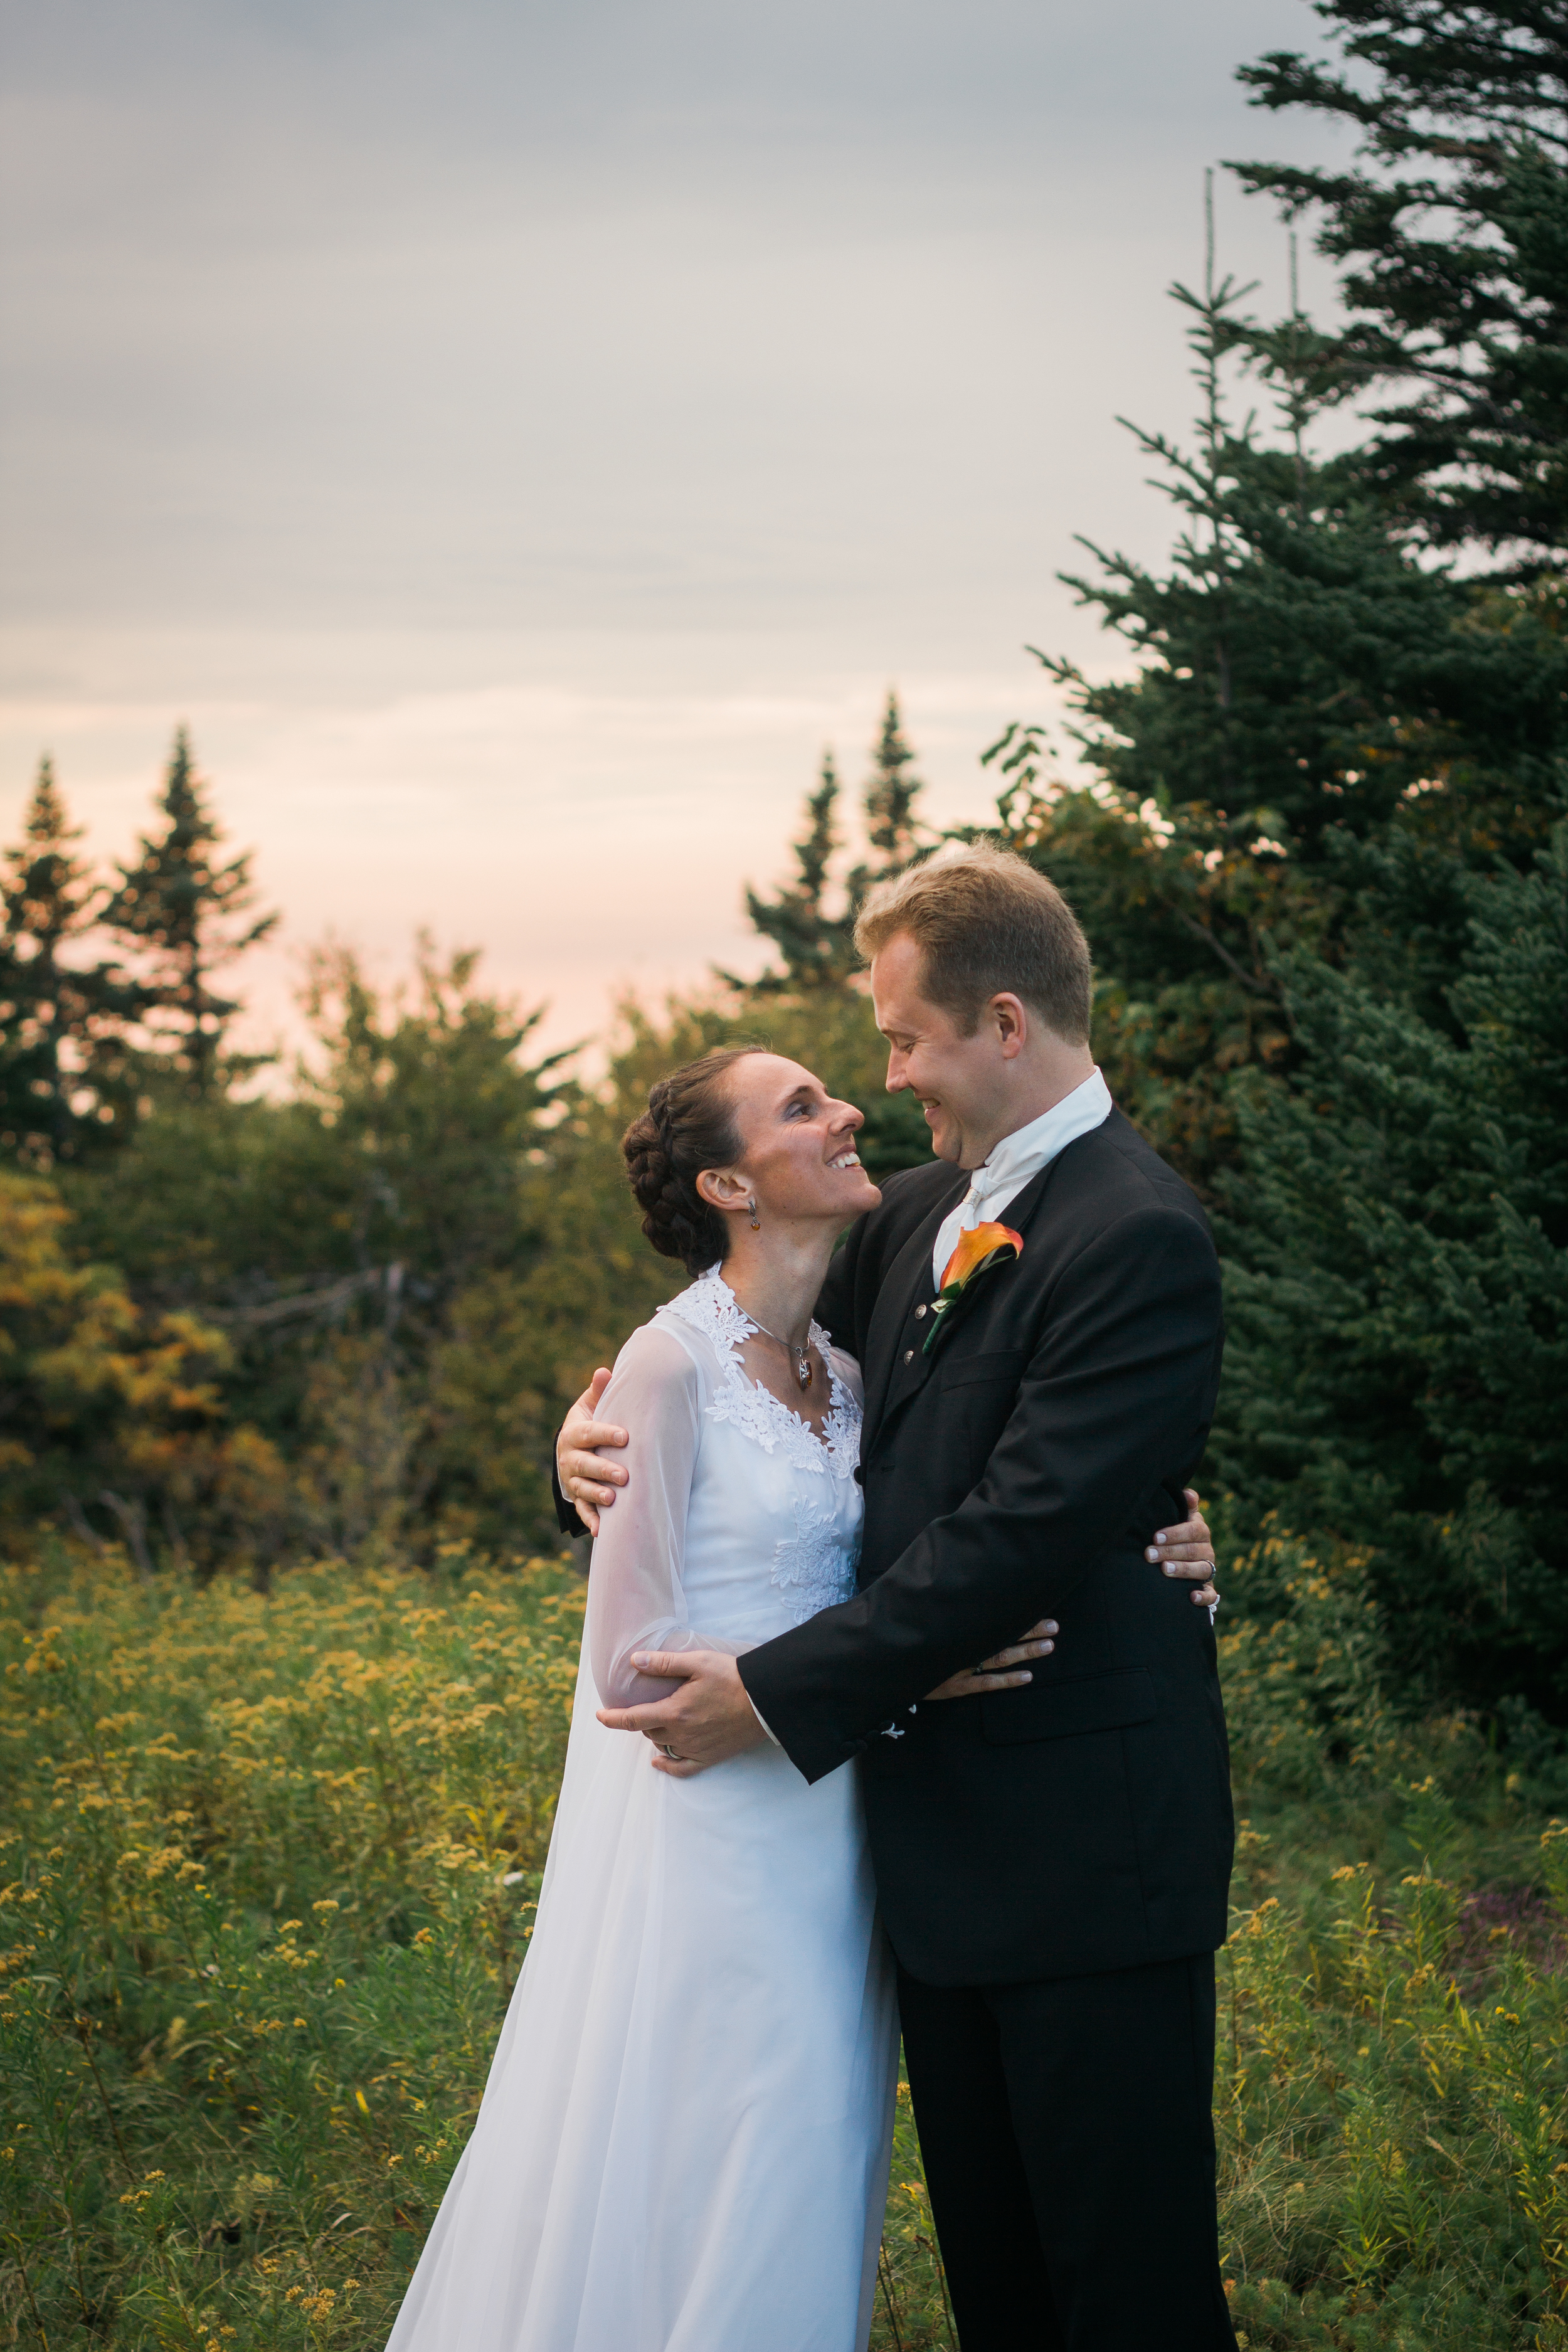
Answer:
[{"left": 622, "top": 1047, "right": 768, "bottom": 1277}]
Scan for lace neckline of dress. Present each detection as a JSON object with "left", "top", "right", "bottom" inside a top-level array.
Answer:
[{"left": 658, "top": 1268, "right": 859, "bottom": 1475}]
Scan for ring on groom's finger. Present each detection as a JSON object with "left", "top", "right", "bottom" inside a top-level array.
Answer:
[{"left": 659, "top": 1743, "right": 685, "bottom": 1762}]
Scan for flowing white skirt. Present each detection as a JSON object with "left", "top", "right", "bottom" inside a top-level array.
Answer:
[{"left": 386, "top": 1648, "right": 899, "bottom": 2352}]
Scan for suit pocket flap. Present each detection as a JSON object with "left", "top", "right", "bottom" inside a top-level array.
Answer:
[
  {"left": 980, "top": 1666, "right": 1157, "bottom": 1747},
  {"left": 941, "top": 1348, "right": 1027, "bottom": 1391}
]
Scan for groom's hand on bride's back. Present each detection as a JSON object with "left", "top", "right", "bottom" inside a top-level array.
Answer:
[
  {"left": 558, "top": 1369, "right": 630, "bottom": 1537},
  {"left": 1149, "top": 1488, "right": 1219, "bottom": 1610}
]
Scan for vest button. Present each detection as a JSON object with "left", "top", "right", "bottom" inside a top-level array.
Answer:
[
  {"left": 903, "top": 1348, "right": 914, "bottom": 1364},
  {"left": 914, "top": 1303, "right": 927, "bottom": 1319}
]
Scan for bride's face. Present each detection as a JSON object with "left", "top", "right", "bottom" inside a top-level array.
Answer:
[{"left": 717, "top": 1054, "right": 881, "bottom": 1229}]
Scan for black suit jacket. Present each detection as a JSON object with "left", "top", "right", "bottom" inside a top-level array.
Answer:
[{"left": 736, "top": 1107, "right": 1233, "bottom": 1987}]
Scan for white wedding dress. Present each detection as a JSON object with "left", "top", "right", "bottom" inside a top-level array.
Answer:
[{"left": 386, "top": 1269, "right": 899, "bottom": 2352}]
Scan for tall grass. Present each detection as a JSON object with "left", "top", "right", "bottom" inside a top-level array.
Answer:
[
  {"left": 1, "top": 1549, "right": 577, "bottom": 2349},
  {"left": 3, "top": 1544, "right": 1567, "bottom": 2348}
]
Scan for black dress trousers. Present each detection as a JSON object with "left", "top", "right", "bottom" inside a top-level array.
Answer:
[{"left": 896, "top": 1951, "right": 1239, "bottom": 2352}]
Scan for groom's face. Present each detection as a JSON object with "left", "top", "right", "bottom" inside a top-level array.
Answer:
[{"left": 870, "top": 933, "right": 1007, "bottom": 1170}]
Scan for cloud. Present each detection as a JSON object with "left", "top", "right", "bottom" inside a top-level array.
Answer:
[{"left": 0, "top": 0, "right": 1350, "bottom": 1050}]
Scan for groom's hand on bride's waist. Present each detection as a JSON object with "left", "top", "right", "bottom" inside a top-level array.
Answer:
[{"left": 596, "top": 1651, "right": 769, "bottom": 1774}]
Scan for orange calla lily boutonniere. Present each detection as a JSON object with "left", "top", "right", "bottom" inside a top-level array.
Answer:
[{"left": 922, "top": 1221, "right": 1025, "bottom": 1357}]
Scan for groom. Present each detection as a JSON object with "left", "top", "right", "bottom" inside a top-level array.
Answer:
[{"left": 559, "top": 844, "right": 1236, "bottom": 2351}]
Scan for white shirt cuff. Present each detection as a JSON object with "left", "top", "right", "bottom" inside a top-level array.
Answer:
[{"left": 748, "top": 1695, "right": 781, "bottom": 1745}]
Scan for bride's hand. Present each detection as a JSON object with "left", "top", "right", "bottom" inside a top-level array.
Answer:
[
  {"left": 1147, "top": 1488, "right": 1219, "bottom": 1610},
  {"left": 926, "top": 1620, "right": 1057, "bottom": 1701},
  {"left": 926, "top": 1492, "right": 1220, "bottom": 1702}
]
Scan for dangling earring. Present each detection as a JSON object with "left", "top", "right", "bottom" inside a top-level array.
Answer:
[{"left": 748, "top": 1199, "right": 761, "bottom": 1230}]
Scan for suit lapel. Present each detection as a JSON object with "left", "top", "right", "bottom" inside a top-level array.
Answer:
[
  {"left": 862, "top": 1171, "right": 965, "bottom": 1441},
  {"left": 977, "top": 1146, "right": 1065, "bottom": 1253},
  {"left": 865, "top": 1142, "right": 1081, "bottom": 1443}
]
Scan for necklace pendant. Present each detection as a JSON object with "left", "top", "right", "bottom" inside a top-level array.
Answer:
[{"left": 797, "top": 1357, "right": 812, "bottom": 1391}]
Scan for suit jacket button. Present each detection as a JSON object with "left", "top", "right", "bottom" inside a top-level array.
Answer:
[
  {"left": 903, "top": 1348, "right": 914, "bottom": 1363},
  {"left": 914, "top": 1303, "right": 927, "bottom": 1319}
]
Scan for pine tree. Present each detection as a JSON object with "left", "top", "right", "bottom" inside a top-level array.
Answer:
[
  {"left": 728, "top": 694, "right": 933, "bottom": 1172},
  {"left": 967, "top": 136, "right": 1568, "bottom": 1722},
  {"left": 0, "top": 758, "right": 149, "bottom": 1163},
  {"left": 1230, "top": 1, "right": 1568, "bottom": 564},
  {"left": 104, "top": 729, "right": 277, "bottom": 1098},
  {"left": 859, "top": 692, "right": 923, "bottom": 872},
  {"left": 984, "top": 224, "right": 1568, "bottom": 1190},
  {"left": 1214, "top": 803, "right": 1568, "bottom": 1718},
  {"left": 743, "top": 753, "right": 853, "bottom": 990},
  {"left": 743, "top": 693, "right": 928, "bottom": 993}
]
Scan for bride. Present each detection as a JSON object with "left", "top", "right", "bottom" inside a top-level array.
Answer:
[{"left": 386, "top": 1044, "right": 1214, "bottom": 2352}]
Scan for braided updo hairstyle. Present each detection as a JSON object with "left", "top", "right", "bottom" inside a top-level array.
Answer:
[{"left": 622, "top": 1046, "right": 767, "bottom": 1277}]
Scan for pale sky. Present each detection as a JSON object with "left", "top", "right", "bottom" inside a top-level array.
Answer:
[{"left": 0, "top": 0, "right": 1347, "bottom": 1065}]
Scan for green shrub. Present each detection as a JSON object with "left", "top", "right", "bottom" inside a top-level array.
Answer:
[{"left": 6, "top": 1549, "right": 1568, "bottom": 2349}]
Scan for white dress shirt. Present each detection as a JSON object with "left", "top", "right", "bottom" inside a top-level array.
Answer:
[{"left": 931, "top": 1067, "right": 1114, "bottom": 1292}]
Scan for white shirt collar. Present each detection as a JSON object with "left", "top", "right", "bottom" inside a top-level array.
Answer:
[
  {"left": 931, "top": 1067, "right": 1113, "bottom": 1290},
  {"left": 967, "top": 1068, "right": 1113, "bottom": 1204}
]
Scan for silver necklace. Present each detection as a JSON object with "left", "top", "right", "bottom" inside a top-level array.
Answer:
[{"left": 743, "top": 1311, "right": 814, "bottom": 1392}]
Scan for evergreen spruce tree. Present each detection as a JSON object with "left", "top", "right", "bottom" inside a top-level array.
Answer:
[
  {"left": 1230, "top": 1, "right": 1568, "bottom": 564},
  {"left": 1214, "top": 802, "right": 1568, "bottom": 1717},
  {"left": 0, "top": 758, "right": 149, "bottom": 1163},
  {"left": 733, "top": 693, "right": 932, "bottom": 1172},
  {"left": 744, "top": 692, "right": 928, "bottom": 992},
  {"left": 967, "top": 92, "right": 1568, "bottom": 1720},
  {"left": 985, "top": 212, "right": 1567, "bottom": 1191},
  {"left": 982, "top": 159, "right": 1568, "bottom": 1713},
  {"left": 742, "top": 753, "right": 852, "bottom": 990},
  {"left": 857, "top": 691, "right": 923, "bottom": 874},
  {"left": 104, "top": 729, "right": 278, "bottom": 1098}
]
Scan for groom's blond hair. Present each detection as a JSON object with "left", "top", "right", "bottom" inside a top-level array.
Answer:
[{"left": 855, "top": 842, "right": 1092, "bottom": 1044}]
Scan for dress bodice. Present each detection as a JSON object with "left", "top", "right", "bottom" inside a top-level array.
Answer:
[{"left": 585, "top": 1269, "right": 865, "bottom": 1709}]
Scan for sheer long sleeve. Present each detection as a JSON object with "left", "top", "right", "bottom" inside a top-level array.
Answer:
[{"left": 585, "top": 1323, "right": 750, "bottom": 1708}]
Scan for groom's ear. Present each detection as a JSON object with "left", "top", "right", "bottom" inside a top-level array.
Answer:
[{"left": 989, "top": 992, "right": 1030, "bottom": 1059}]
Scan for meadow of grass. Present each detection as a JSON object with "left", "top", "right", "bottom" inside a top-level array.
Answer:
[{"left": 4, "top": 1540, "right": 1568, "bottom": 2350}]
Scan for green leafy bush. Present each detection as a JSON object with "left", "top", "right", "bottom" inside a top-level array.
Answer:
[{"left": 8, "top": 1548, "right": 1568, "bottom": 2349}]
